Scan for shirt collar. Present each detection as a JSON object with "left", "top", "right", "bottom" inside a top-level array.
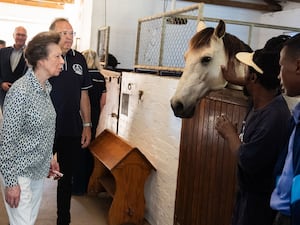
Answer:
[
  {"left": 65, "top": 49, "right": 75, "bottom": 57},
  {"left": 12, "top": 45, "right": 26, "bottom": 51},
  {"left": 292, "top": 102, "right": 300, "bottom": 124},
  {"left": 27, "top": 68, "right": 52, "bottom": 94}
]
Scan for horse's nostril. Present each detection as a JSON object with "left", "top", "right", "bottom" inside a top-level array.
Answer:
[
  {"left": 171, "top": 101, "right": 184, "bottom": 114},
  {"left": 176, "top": 102, "right": 184, "bottom": 112},
  {"left": 171, "top": 100, "right": 194, "bottom": 118}
]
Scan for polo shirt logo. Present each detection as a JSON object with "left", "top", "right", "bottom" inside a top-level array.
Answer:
[{"left": 73, "top": 64, "right": 83, "bottom": 75}]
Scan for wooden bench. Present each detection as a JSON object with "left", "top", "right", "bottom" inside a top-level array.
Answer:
[{"left": 88, "top": 129, "right": 156, "bottom": 225}]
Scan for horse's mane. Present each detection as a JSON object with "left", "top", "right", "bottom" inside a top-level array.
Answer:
[
  {"left": 190, "top": 27, "right": 252, "bottom": 59},
  {"left": 223, "top": 33, "right": 252, "bottom": 58}
]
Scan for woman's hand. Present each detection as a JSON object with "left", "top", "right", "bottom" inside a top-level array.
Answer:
[
  {"left": 5, "top": 184, "right": 21, "bottom": 208},
  {"left": 48, "top": 158, "right": 62, "bottom": 180}
]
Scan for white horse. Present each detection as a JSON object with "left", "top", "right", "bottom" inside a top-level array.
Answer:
[{"left": 170, "top": 20, "right": 252, "bottom": 118}]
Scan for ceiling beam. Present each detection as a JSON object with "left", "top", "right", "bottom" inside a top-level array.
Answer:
[
  {"left": 181, "top": 0, "right": 280, "bottom": 12},
  {"left": 0, "top": 0, "right": 74, "bottom": 9}
]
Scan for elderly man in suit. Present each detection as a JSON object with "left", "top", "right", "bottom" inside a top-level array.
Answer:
[{"left": 0, "top": 26, "right": 28, "bottom": 112}]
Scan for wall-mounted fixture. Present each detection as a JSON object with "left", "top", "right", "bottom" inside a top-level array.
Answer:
[{"left": 138, "top": 90, "right": 144, "bottom": 101}]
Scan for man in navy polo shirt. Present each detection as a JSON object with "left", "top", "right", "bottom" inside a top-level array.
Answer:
[{"left": 49, "top": 18, "right": 92, "bottom": 225}]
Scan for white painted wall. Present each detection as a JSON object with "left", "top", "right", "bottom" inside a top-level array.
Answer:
[
  {"left": 262, "top": 6, "right": 300, "bottom": 28},
  {"left": 118, "top": 72, "right": 181, "bottom": 225},
  {"left": 0, "top": 3, "right": 60, "bottom": 46},
  {"left": 0, "top": 1, "right": 81, "bottom": 47},
  {"left": 90, "top": 0, "right": 265, "bottom": 69},
  {"left": 88, "top": 0, "right": 159, "bottom": 69}
]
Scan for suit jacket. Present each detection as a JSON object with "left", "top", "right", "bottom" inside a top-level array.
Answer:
[{"left": 0, "top": 46, "right": 27, "bottom": 107}]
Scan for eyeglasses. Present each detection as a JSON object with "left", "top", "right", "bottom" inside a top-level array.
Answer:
[
  {"left": 15, "top": 33, "right": 27, "bottom": 37},
  {"left": 58, "top": 31, "right": 76, "bottom": 37}
]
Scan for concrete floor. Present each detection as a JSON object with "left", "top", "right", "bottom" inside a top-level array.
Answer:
[{"left": 0, "top": 178, "right": 112, "bottom": 225}]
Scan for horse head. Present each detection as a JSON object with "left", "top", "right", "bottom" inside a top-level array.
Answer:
[{"left": 170, "top": 20, "right": 252, "bottom": 118}]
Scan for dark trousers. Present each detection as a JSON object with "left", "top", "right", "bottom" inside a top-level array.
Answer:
[
  {"left": 55, "top": 136, "right": 81, "bottom": 225},
  {"left": 273, "top": 212, "right": 291, "bottom": 225},
  {"left": 72, "top": 109, "right": 99, "bottom": 194},
  {"left": 71, "top": 147, "right": 94, "bottom": 194},
  {"left": 232, "top": 190, "right": 276, "bottom": 225}
]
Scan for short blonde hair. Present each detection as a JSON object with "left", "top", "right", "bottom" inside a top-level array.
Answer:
[{"left": 82, "top": 49, "right": 100, "bottom": 70}]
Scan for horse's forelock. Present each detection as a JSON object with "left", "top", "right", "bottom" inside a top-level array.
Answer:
[
  {"left": 189, "top": 27, "right": 252, "bottom": 58},
  {"left": 190, "top": 28, "right": 214, "bottom": 50},
  {"left": 222, "top": 33, "right": 252, "bottom": 59}
]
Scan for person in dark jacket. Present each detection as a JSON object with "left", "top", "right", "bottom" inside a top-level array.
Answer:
[
  {"left": 71, "top": 49, "right": 107, "bottom": 195},
  {"left": 0, "top": 26, "right": 28, "bottom": 112},
  {"left": 270, "top": 33, "right": 300, "bottom": 225},
  {"left": 215, "top": 35, "right": 291, "bottom": 225}
]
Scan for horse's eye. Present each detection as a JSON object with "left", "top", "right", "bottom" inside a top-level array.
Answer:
[{"left": 201, "top": 56, "right": 212, "bottom": 65}]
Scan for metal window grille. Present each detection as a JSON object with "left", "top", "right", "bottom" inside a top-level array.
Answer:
[{"left": 134, "top": 3, "right": 300, "bottom": 76}]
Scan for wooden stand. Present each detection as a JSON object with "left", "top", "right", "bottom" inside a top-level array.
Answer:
[{"left": 88, "top": 129, "right": 155, "bottom": 225}]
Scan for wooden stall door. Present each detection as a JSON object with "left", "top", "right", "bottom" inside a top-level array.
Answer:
[
  {"left": 174, "top": 88, "right": 248, "bottom": 225},
  {"left": 97, "top": 69, "right": 121, "bottom": 135}
]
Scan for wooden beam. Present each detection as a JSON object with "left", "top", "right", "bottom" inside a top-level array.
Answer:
[
  {"left": 0, "top": 0, "right": 74, "bottom": 9},
  {"left": 181, "top": 0, "right": 279, "bottom": 12}
]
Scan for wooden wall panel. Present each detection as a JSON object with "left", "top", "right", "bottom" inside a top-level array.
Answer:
[
  {"left": 174, "top": 88, "right": 248, "bottom": 225},
  {"left": 97, "top": 69, "right": 121, "bottom": 135}
]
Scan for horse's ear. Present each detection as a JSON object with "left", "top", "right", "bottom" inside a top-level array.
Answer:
[
  {"left": 196, "top": 20, "right": 206, "bottom": 33},
  {"left": 213, "top": 20, "right": 226, "bottom": 39}
]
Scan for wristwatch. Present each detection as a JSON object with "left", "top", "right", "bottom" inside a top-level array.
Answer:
[{"left": 83, "top": 122, "right": 92, "bottom": 127}]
